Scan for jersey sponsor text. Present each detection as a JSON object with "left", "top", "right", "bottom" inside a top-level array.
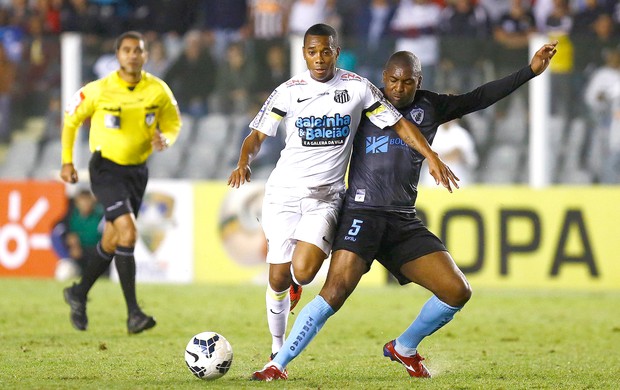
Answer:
[{"left": 296, "top": 114, "right": 352, "bottom": 146}]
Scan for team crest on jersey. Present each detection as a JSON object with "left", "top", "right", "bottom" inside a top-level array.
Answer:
[
  {"left": 145, "top": 112, "right": 156, "bottom": 126},
  {"left": 334, "top": 89, "right": 350, "bottom": 104},
  {"left": 409, "top": 108, "right": 424, "bottom": 124}
]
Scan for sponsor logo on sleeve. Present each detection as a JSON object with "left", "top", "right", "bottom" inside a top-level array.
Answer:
[
  {"left": 65, "top": 90, "right": 85, "bottom": 115},
  {"left": 340, "top": 73, "right": 362, "bottom": 82},
  {"left": 286, "top": 79, "right": 308, "bottom": 87}
]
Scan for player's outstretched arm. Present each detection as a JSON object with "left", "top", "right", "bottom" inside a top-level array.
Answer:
[
  {"left": 227, "top": 129, "right": 268, "bottom": 188},
  {"left": 392, "top": 118, "right": 460, "bottom": 192},
  {"left": 530, "top": 40, "right": 558, "bottom": 76}
]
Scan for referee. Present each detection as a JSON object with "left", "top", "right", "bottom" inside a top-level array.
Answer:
[{"left": 60, "top": 31, "right": 181, "bottom": 334}]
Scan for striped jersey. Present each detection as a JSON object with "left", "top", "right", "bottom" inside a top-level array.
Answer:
[
  {"left": 251, "top": 68, "right": 402, "bottom": 188},
  {"left": 250, "top": 0, "right": 289, "bottom": 39},
  {"left": 61, "top": 70, "right": 181, "bottom": 166}
]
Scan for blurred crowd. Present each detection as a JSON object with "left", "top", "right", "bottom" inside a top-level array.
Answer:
[{"left": 1, "top": 0, "right": 619, "bottom": 183}]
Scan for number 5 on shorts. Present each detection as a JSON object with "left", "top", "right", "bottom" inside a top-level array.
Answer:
[{"left": 348, "top": 219, "right": 364, "bottom": 236}]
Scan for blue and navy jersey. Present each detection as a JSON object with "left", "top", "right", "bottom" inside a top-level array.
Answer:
[{"left": 345, "top": 65, "right": 536, "bottom": 213}]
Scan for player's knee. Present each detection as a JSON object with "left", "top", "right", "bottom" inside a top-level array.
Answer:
[
  {"left": 449, "top": 281, "right": 472, "bottom": 308},
  {"left": 291, "top": 267, "right": 317, "bottom": 286},
  {"left": 268, "top": 267, "right": 292, "bottom": 292},
  {"left": 117, "top": 227, "right": 137, "bottom": 247},
  {"left": 319, "top": 284, "right": 348, "bottom": 312}
]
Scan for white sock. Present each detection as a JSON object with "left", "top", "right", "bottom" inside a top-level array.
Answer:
[
  {"left": 394, "top": 339, "right": 417, "bottom": 357},
  {"left": 266, "top": 286, "right": 289, "bottom": 354}
]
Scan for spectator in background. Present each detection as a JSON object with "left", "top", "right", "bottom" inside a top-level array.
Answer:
[
  {"left": 543, "top": 0, "right": 573, "bottom": 117},
  {"left": 478, "top": 0, "right": 511, "bottom": 25},
  {"left": 493, "top": 0, "right": 537, "bottom": 74},
  {"left": 351, "top": 0, "right": 397, "bottom": 86},
  {"left": 6, "top": 0, "right": 32, "bottom": 31},
  {"left": 248, "top": 0, "right": 290, "bottom": 69},
  {"left": 163, "top": 30, "right": 217, "bottom": 117},
  {"left": 200, "top": 0, "right": 250, "bottom": 61},
  {"left": 439, "top": 0, "right": 491, "bottom": 93},
  {"left": 60, "top": 0, "right": 105, "bottom": 36},
  {"left": 532, "top": 0, "right": 554, "bottom": 32},
  {"left": 584, "top": 45, "right": 620, "bottom": 183},
  {"left": 128, "top": 0, "right": 198, "bottom": 60},
  {"left": 572, "top": 12, "right": 618, "bottom": 122},
  {"left": 254, "top": 42, "right": 289, "bottom": 101},
  {"left": 214, "top": 42, "right": 257, "bottom": 115},
  {"left": 33, "top": 0, "right": 63, "bottom": 34},
  {"left": 88, "top": 0, "right": 133, "bottom": 37},
  {"left": 390, "top": 0, "right": 442, "bottom": 91},
  {"left": 571, "top": 0, "right": 608, "bottom": 37},
  {"left": 92, "top": 37, "right": 118, "bottom": 78},
  {"left": 287, "top": 0, "right": 339, "bottom": 74},
  {"left": 52, "top": 188, "right": 105, "bottom": 280},
  {"left": 19, "top": 13, "right": 61, "bottom": 116},
  {"left": 143, "top": 37, "right": 170, "bottom": 79},
  {"left": 0, "top": 5, "right": 25, "bottom": 64},
  {"left": 40, "top": 90, "right": 62, "bottom": 144},
  {"left": 288, "top": 0, "right": 338, "bottom": 36},
  {"left": 492, "top": 0, "right": 536, "bottom": 118},
  {"left": 0, "top": 41, "right": 17, "bottom": 143},
  {"left": 129, "top": 0, "right": 197, "bottom": 36},
  {"left": 420, "top": 118, "right": 479, "bottom": 187}
]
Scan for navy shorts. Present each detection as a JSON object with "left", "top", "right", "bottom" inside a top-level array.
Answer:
[
  {"left": 89, "top": 151, "right": 148, "bottom": 222},
  {"left": 332, "top": 207, "right": 447, "bottom": 285}
]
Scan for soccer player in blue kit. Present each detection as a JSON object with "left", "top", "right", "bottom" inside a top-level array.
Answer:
[{"left": 251, "top": 40, "right": 558, "bottom": 380}]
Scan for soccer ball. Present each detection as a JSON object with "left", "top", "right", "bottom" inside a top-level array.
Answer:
[{"left": 184, "top": 332, "right": 233, "bottom": 380}]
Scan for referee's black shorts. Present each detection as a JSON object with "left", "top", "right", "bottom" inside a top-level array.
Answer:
[
  {"left": 89, "top": 151, "right": 148, "bottom": 222},
  {"left": 332, "top": 207, "right": 447, "bottom": 285}
]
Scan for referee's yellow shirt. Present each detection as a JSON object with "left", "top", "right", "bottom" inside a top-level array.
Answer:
[{"left": 61, "top": 70, "right": 181, "bottom": 166}]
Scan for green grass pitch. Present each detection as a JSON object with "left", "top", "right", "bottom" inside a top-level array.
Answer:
[{"left": 1, "top": 278, "right": 619, "bottom": 389}]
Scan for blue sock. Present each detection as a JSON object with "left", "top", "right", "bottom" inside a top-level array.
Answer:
[
  {"left": 396, "top": 295, "right": 461, "bottom": 352},
  {"left": 273, "top": 295, "right": 335, "bottom": 369}
]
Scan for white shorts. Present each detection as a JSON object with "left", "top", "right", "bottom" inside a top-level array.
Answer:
[{"left": 261, "top": 183, "right": 345, "bottom": 264}]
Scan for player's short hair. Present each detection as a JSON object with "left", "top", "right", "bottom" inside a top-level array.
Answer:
[
  {"left": 115, "top": 31, "right": 146, "bottom": 52},
  {"left": 304, "top": 23, "right": 338, "bottom": 47},
  {"left": 385, "top": 51, "right": 422, "bottom": 77}
]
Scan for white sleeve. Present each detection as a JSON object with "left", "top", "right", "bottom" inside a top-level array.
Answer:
[
  {"left": 250, "top": 86, "right": 290, "bottom": 136},
  {"left": 362, "top": 79, "right": 402, "bottom": 129}
]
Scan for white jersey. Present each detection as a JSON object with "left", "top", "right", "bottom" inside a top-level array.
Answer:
[{"left": 251, "top": 68, "right": 402, "bottom": 189}]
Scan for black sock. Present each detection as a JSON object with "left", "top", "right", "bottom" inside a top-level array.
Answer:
[
  {"left": 74, "top": 242, "right": 113, "bottom": 299},
  {"left": 114, "top": 245, "right": 139, "bottom": 314}
]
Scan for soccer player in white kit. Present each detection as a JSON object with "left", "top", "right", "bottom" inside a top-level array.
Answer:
[{"left": 227, "top": 23, "right": 458, "bottom": 362}]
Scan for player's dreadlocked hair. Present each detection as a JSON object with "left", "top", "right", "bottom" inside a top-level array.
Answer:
[{"left": 304, "top": 23, "right": 338, "bottom": 47}]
